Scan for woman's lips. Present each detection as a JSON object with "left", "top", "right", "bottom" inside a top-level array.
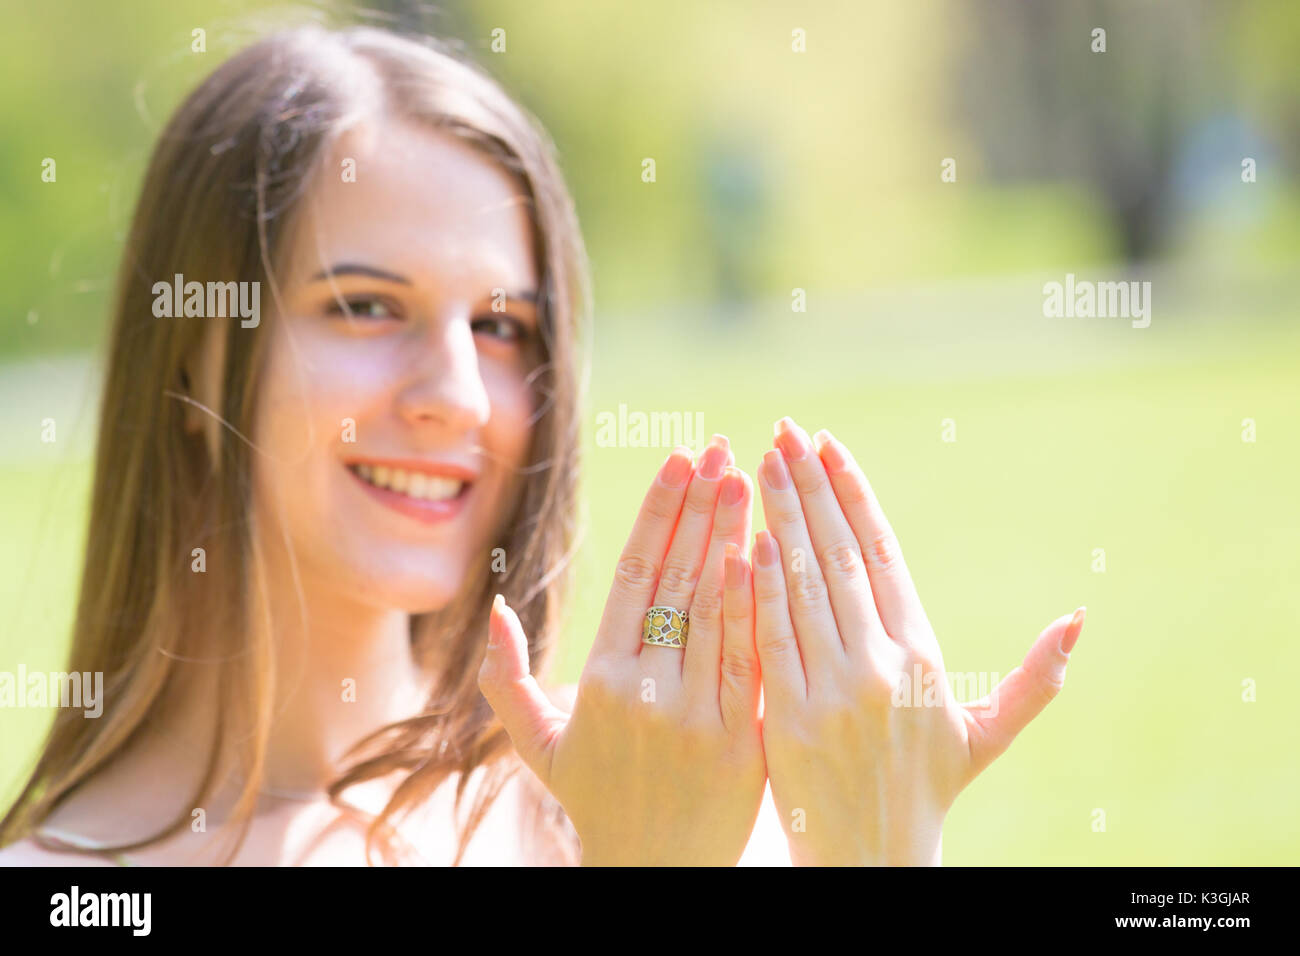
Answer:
[{"left": 344, "top": 460, "right": 474, "bottom": 526}]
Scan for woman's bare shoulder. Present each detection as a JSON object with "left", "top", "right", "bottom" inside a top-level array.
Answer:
[{"left": 0, "top": 838, "right": 123, "bottom": 867}]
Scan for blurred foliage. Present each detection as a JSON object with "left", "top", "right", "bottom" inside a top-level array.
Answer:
[{"left": 4, "top": 0, "right": 1297, "bottom": 357}]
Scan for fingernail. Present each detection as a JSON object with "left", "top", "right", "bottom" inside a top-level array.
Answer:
[
  {"left": 487, "top": 594, "right": 505, "bottom": 647},
  {"left": 659, "top": 447, "right": 693, "bottom": 487},
  {"left": 1061, "top": 606, "right": 1086, "bottom": 654},
  {"left": 755, "top": 530, "right": 779, "bottom": 567},
  {"left": 774, "top": 418, "right": 810, "bottom": 461},
  {"left": 814, "top": 430, "right": 850, "bottom": 473},
  {"left": 698, "top": 442, "right": 728, "bottom": 480},
  {"left": 720, "top": 467, "right": 745, "bottom": 505},
  {"left": 725, "top": 543, "right": 745, "bottom": 587},
  {"left": 760, "top": 448, "right": 790, "bottom": 490}
]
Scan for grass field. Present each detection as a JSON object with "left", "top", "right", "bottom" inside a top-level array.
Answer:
[{"left": 3, "top": 274, "right": 1297, "bottom": 864}]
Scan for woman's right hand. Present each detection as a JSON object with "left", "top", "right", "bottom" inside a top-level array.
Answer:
[{"left": 478, "top": 436, "right": 767, "bottom": 865}]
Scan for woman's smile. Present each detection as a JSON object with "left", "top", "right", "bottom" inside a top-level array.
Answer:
[{"left": 344, "top": 456, "right": 477, "bottom": 526}]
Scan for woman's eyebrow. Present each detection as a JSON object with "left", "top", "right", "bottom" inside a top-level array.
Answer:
[
  {"left": 309, "top": 263, "right": 413, "bottom": 284},
  {"left": 307, "top": 264, "right": 539, "bottom": 305}
]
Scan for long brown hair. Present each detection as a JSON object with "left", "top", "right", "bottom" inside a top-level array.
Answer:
[{"left": 0, "top": 24, "right": 590, "bottom": 865}]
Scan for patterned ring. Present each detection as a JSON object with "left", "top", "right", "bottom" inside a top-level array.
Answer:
[{"left": 641, "top": 605, "right": 689, "bottom": 648}]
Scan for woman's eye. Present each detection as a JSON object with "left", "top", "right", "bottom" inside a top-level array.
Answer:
[
  {"left": 471, "top": 315, "right": 529, "bottom": 343},
  {"left": 325, "top": 296, "right": 399, "bottom": 320}
]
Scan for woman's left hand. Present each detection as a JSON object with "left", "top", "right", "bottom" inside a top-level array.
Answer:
[{"left": 750, "top": 417, "right": 1086, "bottom": 866}]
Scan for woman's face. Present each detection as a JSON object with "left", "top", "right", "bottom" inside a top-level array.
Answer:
[{"left": 251, "top": 115, "right": 541, "bottom": 612}]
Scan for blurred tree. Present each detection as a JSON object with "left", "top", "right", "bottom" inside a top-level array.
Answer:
[
  {"left": 951, "top": 0, "right": 1230, "bottom": 262},
  {"left": 698, "top": 129, "right": 770, "bottom": 321}
]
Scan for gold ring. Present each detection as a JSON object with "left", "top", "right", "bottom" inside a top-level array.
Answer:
[{"left": 642, "top": 605, "right": 689, "bottom": 648}]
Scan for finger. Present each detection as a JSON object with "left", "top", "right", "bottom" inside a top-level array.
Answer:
[
  {"left": 751, "top": 529, "right": 807, "bottom": 711},
  {"left": 478, "top": 595, "right": 569, "bottom": 784},
  {"left": 641, "top": 436, "right": 731, "bottom": 672},
  {"left": 813, "top": 429, "right": 923, "bottom": 640},
  {"left": 684, "top": 465, "right": 753, "bottom": 705},
  {"left": 756, "top": 446, "right": 842, "bottom": 687},
  {"left": 592, "top": 446, "right": 694, "bottom": 660},
  {"left": 774, "top": 417, "right": 887, "bottom": 659},
  {"left": 718, "top": 542, "right": 761, "bottom": 734},
  {"left": 964, "top": 608, "right": 1086, "bottom": 777}
]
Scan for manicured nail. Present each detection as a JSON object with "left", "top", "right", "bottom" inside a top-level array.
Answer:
[
  {"left": 774, "top": 417, "right": 810, "bottom": 461},
  {"left": 755, "top": 530, "right": 779, "bottom": 567},
  {"left": 659, "top": 447, "right": 693, "bottom": 487},
  {"left": 697, "top": 441, "right": 728, "bottom": 480},
  {"left": 487, "top": 594, "right": 505, "bottom": 646},
  {"left": 724, "top": 543, "right": 745, "bottom": 587},
  {"left": 814, "top": 429, "right": 850, "bottom": 473},
  {"left": 720, "top": 467, "right": 746, "bottom": 506},
  {"left": 1061, "top": 607, "right": 1086, "bottom": 654},
  {"left": 760, "top": 448, "right": 790, "bottom": 490}
]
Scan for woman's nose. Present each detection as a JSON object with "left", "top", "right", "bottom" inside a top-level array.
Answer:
[{"left": 394, "top": 318, "right": 491, "bottom": 433}]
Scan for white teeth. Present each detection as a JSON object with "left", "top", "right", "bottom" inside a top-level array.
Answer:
[{"left": 352, "top": 464, "right": 464, "bottom": 501}]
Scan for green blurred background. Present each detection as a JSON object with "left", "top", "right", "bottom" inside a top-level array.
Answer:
[{"left": 2, "top": 0, "right": 1297, "bottom": 863}]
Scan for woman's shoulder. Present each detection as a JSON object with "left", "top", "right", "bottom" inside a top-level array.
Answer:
[
  {"left": 388, "top": 682, "right": 579, "bottom": 866},
  {"left": 454, "top": 682, "right": 580, "bottom": 866},
  {"left": 0, "top": 837, "right": 128, "bottom": 867}
]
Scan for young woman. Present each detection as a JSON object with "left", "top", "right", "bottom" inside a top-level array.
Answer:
[{"left": 0, "top": 24, "right": 1084, "bottom": 866}]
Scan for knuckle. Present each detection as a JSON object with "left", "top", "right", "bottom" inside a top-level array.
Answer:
[
  {"left": 679, "top": 711, "right": 722, "bottom": 747},
  {"left": 818, "top": 540, "right": 864, "bottom": 578},
  {"left": 793, "top": 467, "right": 830, "bottom": 498},
  {"left": 753, "top": 571, "right": 787, "bottom": 606},
  {"left": 906, "top": 641, "right": 943, "bottom": 676},
  {"left": 720, "top": 646, "right": 760, "bottom": 684},
  {"left": 639, "top": 698, "right": 678, "bottom": 732},
  {"left": 773, "top": 507, "right": 806, "bottom": 533},
  {"left": 808, "top": 694, "right": 858, "bottom": 738},
  {"left": 865, "top": 530, "right": 904, "bottom": 574},
  {"left": 579, "top": 661, "right": 621, "bottom": 702},
  {"left": 722, "top": 587, "right": 751, "bottom": 624},
  {"left": 657, "top": 557, "right": 698, "bottom": 597},
  {"left": 856, "top": 668, "right": 899, "bottom": 707},
  {"left": 788, "top": 571, "right": 828, "bottom": 611},
  {"left": 836, "top": 473, "right": 871, "bottom": 509},
  {"left": 690, "top": 581, "right": 724, "bottom": 622},
  {"left": 1030, "top": 661, "right": 1067, "bottom": 699},
  {"left": 641, "top": 486, "right": 681, "bottom": 525},
  {"left": 613, "top": 552, "right": 659, "bottom": 593},
  {"left": 682, "top": 486, "right": 717, "bottom": 519},
  {"left": 756, "top": 630, "right": 799, "bottom": 668}
]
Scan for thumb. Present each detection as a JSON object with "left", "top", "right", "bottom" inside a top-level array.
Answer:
[
  {"left": 964, "top": 607, "right": 1086, "bottom": 776},
  {"left": 477, "top": 594, "right": 569, "bottom": 784}
]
